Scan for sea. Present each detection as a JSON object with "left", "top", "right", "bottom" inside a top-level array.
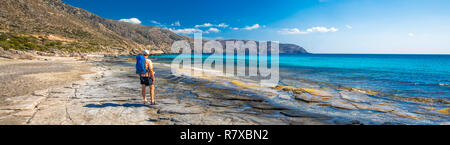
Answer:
[{"left": 146, "top": 54, "right": 450, "bottom": 124}]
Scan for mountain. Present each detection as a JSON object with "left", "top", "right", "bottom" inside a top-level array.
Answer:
[
  {"left": 216, "top": 40, "right": 309, "bottom": 54},
  {"left": 0, "top": 0, "right": 189, "bottom": 55},
  {"left": 0, "top": 0, "right": 308, "bottom": 55}
]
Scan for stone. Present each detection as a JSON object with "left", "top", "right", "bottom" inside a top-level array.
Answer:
[
  {"left": 33, "top": 89, "right": 49, "bottom": 96},
  {"left": 295, "top": 93, "right": 329, "bottom": 103},
  {"left": 299, "top": 88, "right": 333, "bottom": 97},
  {"left": 158, "top": 99, "right": 178, "bottom": 104},
  {"left": 158, "top": 105, "right": 204, "bottom": 114},
  {"left": 250, "top": 102, "right": 288, "bottom": 110},
  {"left": 13, "top": 110, "right": 36, "bottom": 117},
  {"left": 348, "top": 87, "right": 379, "bottom": 96},
  {"left": 0, "top": 110, "right": 15, "bottom": 115},
  {"left": 2, "top": 96, "right": 46, "bottom": 111},
  {"left": 330, "top": 100, "right": 357, "bottom": 110},
  {"left": 352, "top": 103, "right": 395, "bottom": 113},
  {"left": 391, "top": 111, "right": 420, "bottom": 120},
  {"left": 339, "top": 91, "right": 371, "bottom": 103},
  {"left": 280, "top": 111, "right": 311, "bottom": 117},
  {"left": 437, "top": 108, "right": 450, "bottom": 115},
  {"left": 277, "top": 94, "right": 292, "bottom": 100}
]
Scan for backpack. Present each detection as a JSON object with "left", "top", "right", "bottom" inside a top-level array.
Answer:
[{"left": 136, "top": 54, "right": 148, "bottom": 74}]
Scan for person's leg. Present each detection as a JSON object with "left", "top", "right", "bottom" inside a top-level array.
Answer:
[
  {"left": 141, "top": 84, "right": 147, "bottom": 103},
  {"left": 150, "top": 85, "right": 155, "bottom": 104}
]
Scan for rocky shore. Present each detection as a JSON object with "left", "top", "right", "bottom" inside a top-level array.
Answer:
[{"left": 0, "top": 56, "right": 329, "bottom": 125}]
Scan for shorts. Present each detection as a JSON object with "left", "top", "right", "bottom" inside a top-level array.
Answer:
[{"left": 140, "top": 76, "right": 153, "bottom": 86}]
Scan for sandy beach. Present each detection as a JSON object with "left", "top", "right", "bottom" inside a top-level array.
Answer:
[{"left": 0, "top": 56, "right": 330, "bottom": 125}]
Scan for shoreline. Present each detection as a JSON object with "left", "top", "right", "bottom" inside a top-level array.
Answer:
[
  {"left": 0, "top": 56, "right": 330, "bottom": 125},
  {"left": 3, "top": 54, "right": 447, "bottom": 125},
  {"left": 150, "top": 54, "right": 450, "bottom": 125}
]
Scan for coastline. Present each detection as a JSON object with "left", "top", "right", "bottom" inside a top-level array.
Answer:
[
  {"left": 150, "top": 54, "right": 450, "bottom": 125},
  {"left": 1, "top": 53, "right": 449, "bottom": 125},
  {"left": 0, "top": 56, "right": 330, "bottom": 125}
]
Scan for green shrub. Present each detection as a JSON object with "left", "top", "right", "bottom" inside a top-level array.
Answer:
[{"left": 0, "top": 32, "right": 112, "bottom": 53}]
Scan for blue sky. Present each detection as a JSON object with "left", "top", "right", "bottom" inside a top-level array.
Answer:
[{"left": 63, "top": 0, "right": 450, "bottom": 54}]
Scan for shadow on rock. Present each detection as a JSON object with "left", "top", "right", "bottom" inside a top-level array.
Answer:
[{"left": 84, "top": 103, "right": 148, "bottom": 108}]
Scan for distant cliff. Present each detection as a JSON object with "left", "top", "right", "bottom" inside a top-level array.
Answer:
[{"left": 215, "top": 40, "right": 309, "bottom": 54}]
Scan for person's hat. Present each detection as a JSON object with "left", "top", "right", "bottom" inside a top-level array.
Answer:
[{"left": 143, "top": 50, "right": 150, "bottom": 55}]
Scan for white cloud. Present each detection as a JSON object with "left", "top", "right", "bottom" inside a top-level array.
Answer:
[
  {"left": 171, "top": 21, "right": 181, "bottom": 26},
  {"left": 207, "top": 28, "right": 220, "bottom": 33},
  {"left": 229, "top": 24, "right": 262, "bottom": 31},
  {"left": 195, "top": 23, "right": 213, "bottom": 28},
  {"left": 195, "top": 23, "right": 229, "bottom": 28},
  {"left": 169, "top": 28, "right": 203, "bottom": 34},
  {"left": 346, "top": 25, "right": 353, "bottom": 29},
  {"left": 119, "top": 18, "right": 141, "bottom": 24},
  {"left": 279, "top": 28, "right": 303, "bottom": 34},
  {"left": 217, "top": 23, "right": 229, "bottom": 28},
  {"left": 243, "top": 24, "right": 260, "bottom": 30},
  {"left": 151, "top": 20, "right": 161, "bottom": 25},
  {"left": 408, "top": 33, "right": 415, "bottom": 37},
  {"left": 279, "top": 26, "right": 338, "bottom": 34}
]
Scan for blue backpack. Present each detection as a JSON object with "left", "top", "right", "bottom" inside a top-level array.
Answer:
[{"left": 136, "top": 54, "right": 148, "bottom": 74}]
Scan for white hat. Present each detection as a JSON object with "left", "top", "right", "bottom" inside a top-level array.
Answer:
[{"left": 143, "top": 50, "right": 150, "bottom": 55}]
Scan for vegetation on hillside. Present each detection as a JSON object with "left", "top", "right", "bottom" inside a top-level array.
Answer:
[{"left": 0, "top": 32, "right": 100, "bottom": 53}]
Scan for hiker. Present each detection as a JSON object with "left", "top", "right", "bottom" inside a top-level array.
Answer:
[{"left": 136, "top": 50, "right": 156, "bottom": 104}]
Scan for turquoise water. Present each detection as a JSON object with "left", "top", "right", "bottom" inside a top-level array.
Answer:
[
  {"left": 279, "top": 54, "right": 450, "bottom": 99},
  {"left": 151, "top": 54, "right": 450, "bottom": 99},
  {"left": 147, "top": 54, "right": 450, "bottom": 124}
]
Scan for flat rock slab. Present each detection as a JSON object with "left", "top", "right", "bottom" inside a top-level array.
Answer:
[
  {"left": 158, "top": 105, "right": 204, "bottom": 114},
  {"left": 158, "top": 98, "right": 178, "bottom": 104},
  {"left": 330, "top": 100, "right": 357, "bottom": 110},
  {"left": 12, "top": 109, "right": 36, "bottom": 117},
  {"left": 249, "top": 102, "right": 289, "bottom": 110},
  {"left": 295, "top": 93, "right": 329, "bottom": 103},
  {"left": 352, "top": 102, "right": 396, "bottom": 113},
  {"left": 339, "top": 91, "right": 369, "bottom": 103},
  {"left": 299, "top": 88, "right": 334, "bottom": 97},
  {"left": 0, "top": 110, "right": 15, "bottom": 115},
  {"left": 1, "top": 96, "right": 46, "bottom": 110},
  {"left": 279, "top": 110, "right": 328, "bottom": 120}
]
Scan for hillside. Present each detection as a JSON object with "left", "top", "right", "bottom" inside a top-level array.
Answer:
[
  {"left": 216, "top": 40, "right": 309, "bottom": 54},
  {"left": 0, "top": 0, "right": 189, "bottom": 55},
  {"left": 0, "top": 0, "right": 308, "bottom": 56}
]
